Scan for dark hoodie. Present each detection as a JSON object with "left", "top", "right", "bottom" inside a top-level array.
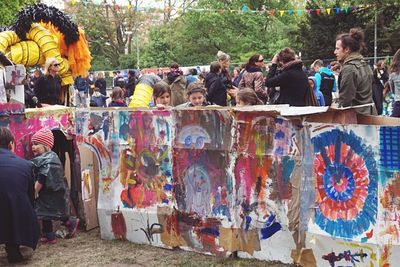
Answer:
[
  {"left": 205, "top": 72, "right": 227, "bottom": 106},
  {"left": 265, "top": 60, "right": 309, "bottom": 106}
]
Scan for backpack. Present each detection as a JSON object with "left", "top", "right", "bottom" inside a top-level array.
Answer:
[{"left": 319, "top": 72, "right": 335, "bottom": 96}]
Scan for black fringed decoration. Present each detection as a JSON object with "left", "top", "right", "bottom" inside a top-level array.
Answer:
[
  {"left": 0, "top": 26, "right": 11, "bottom": 32},
  {"left": 0, "top": 51, "right": 13, "bottom": 66},
  {"left": 11, "top": 3, "right": 79, "bottom": 45}
]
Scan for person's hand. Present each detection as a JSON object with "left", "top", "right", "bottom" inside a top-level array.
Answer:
[
  {"left": 272, "top": 54, "right": 279, "bottom": 64},
  {"left": 156, "top": 104, "right": 166, "bottom": 110},
  {"left": 228, "top": 87, "right": 238, "bottom": 98}
]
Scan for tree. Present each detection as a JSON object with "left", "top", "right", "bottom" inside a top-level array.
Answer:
[
  {"left": 0, "top": 0, "right": 36, "bottom": 26},
  {"left": 67, "top": 0, "right": 150, "bottom": 69},
  {"left": 295, "top": 0, "right": 400, "bottom": 63},
  {"left": 139, "top": 0, "right": 300, "bottom": 67}
]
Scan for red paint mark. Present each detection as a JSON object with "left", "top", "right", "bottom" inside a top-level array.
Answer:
[{"left": 111, "top": 212, "right": 127, "bottom": 240}]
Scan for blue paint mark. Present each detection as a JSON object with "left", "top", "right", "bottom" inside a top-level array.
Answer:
[
  {"left": 200, "top": 227, "right": 219, "bottom": 237},
  {"left": 162, "top": 199, "right": 169, "bottom": 204},
  {"left": 163, "top": 184, "right": 172, "bottom": 191},
  {"left": 275, "top": 147, "right": 284, "bottom": 156},
  {"left": 282, "top": 156, "right": 295, "bottom": 183},
  {"left": 184, "top": 136, "right": 192, "bottom": 148},
  {"left": 245, "top": 216, "right": 252, "bottom": 231},
  {"left": 260, "top": 214, "right": 281, "bottom": 239},
  {"left": 212, "top": 205, "right": 231, "bottom": 221},
  {"left": 275, "top": 130, "right": 285, "bottom": 139}
]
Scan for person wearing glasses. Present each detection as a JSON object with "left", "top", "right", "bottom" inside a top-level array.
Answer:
[
  {"left": 34, "top": 57, "right": 62, "bottom": 107},
  {"left": 238, "top": 54, "right": 268, "bottom": 103}
]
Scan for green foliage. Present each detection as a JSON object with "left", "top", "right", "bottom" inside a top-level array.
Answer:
[
  {"left": 0, "top": 0, "right": 36, "bottom": 26},
  {"left": 295, "top": 0, "right": 400, "bottom": 64},
  {"left": 90, "top": 57, "right": 113, "bottom": 71},
  {"left": 138, "top": 0, "right": 299, "bottom": 68}
]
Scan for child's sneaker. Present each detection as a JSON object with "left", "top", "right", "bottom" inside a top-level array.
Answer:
[{"left": 66, "top": 217, "right": 80, "bottom": 238}]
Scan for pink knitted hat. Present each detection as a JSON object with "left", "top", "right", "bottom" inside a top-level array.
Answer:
[{"left": 31, "top": 128, "right": 54, "bottom": 149}]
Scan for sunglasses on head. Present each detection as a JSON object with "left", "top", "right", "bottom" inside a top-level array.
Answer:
[{"left": 52, "top": 63, "right": 60, "bottom": 67}]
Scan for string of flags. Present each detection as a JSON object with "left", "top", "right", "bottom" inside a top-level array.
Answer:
[{"left": 66, "top": 1, "right": 397, "bottom": 17}]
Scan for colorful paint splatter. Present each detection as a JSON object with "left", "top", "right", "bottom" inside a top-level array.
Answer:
[{"left": 312, "top": 129, "right": 378, "bottom": 238}]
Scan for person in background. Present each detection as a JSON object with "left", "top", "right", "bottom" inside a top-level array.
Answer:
[
  {"left": 34, "top": 57, "right": 62, "bottom": 106},
  {"left": 334, "top": 28, "right": 376, "bottom": 115},
  {"left": 217, "top": 51, "right": 238, "bottom": 102},
  {"left": 238, "top": 54, "right": 268, "bottom": 103},
  {"left": 23, "top": 74, "right": 38, "bottom": 108},
  {"left": 205, "top": 61, "right": 227, "bottom": 106},
  {"left": 0, "top": 127, "right": 39, "bottom": 263},
  {"left": 177, "top": 81, "right": 211, "bottom": 107},
  {"left": 389, "top": 49, "right": 400, "bottom": 117},
  {"left": 308, "top": 76, "right": 325, "bottom": 106},
  {"left": 29, "top": 68, "right": 42, "bottom": 90},
  {"left": 150, "top": 81, "right": 171, "bottom": 109},
  {"left": 164, "top": 63, "right": 187, "bottom": 106},
  {"left": 74, "top": 75, "right": 89, "bottom": 108},
  {"left": 94, "top": 72, "right": 107, "bottom": 96},
  {"left": 114, "top": 71, "right": 126, "bottom": 88},
  {"left": 31, "top": 128, "right": 79, "bottom": 244},
  {"left": 112, "top": 71, "right": 117, "bottom": 87},
  {"left": 236, "top": 88, "right": 263, "bottom": 106},
  {"left": 87, "top": 72, "right": 96, "bottom": 96},
  {"left": 186, "top": 68, "right": 199, "bottom": 86},
  {"left": 108, "top": 87, "right": 127, "bottom": 107},
  {"left": 265, "top": 48, "right": 309, "bottom": 106},
  {"left": 90, "top": 87, "right": 108, "bottom": 107},
  {"left": 372, "top": 60, "right": 389, "bottom": 115},
  {"left": 312, "top": 59, "right": 337, "bottom": 106},
  {"left": 125, "top": 70, "right": 137, "bottom": 98},
  {"left": 157, "top": 68, "right": 164, "bottom": 79},
  {"left": 198, "top": 72, "right": 206, "bottom": 84},
  {"left": 232, "top": 67, "right": 241, "bottom": 87}
]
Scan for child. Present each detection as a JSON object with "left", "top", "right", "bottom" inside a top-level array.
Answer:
[
  {"left": 308, "top": 76, "right": 325, "bottom": 106},
  {"left": 90, "top": 87, "right": 108, "bottom": 107},
  {"left": 149, "top": 81, "right": 171, "bottom": 108},
  {"left": 31, "top": 128, "right": 79, "bottom": 244},
  {"left": 236, "top": 88, "right": 263, "bottom": 106},
  {"left": 177, "top": 81, "right": 211, "bottom": 107},
  {"left": 108, "top": 87, "right": 127, "bottom": 107}
]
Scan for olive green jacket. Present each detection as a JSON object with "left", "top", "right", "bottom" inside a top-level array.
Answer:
[{"left": 338, "top": 53, "right": 377, "bottom": 115}]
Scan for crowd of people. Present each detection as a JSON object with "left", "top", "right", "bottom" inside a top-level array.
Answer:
[{"left": 19, "top": 27, "right": 400, "bottom": 118}]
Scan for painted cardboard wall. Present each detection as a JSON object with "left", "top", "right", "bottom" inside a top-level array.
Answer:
[{"left": 3, "top": 105, "right": 400, "bottom": 266}]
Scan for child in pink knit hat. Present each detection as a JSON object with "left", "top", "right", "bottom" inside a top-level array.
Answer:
[{"left": 31, "top": 128, "right": 79, "bottom": 244}]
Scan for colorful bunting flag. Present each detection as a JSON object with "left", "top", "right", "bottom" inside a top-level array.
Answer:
[{"left": 72, "top": 1, "right": 376, "bottom": 18}]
